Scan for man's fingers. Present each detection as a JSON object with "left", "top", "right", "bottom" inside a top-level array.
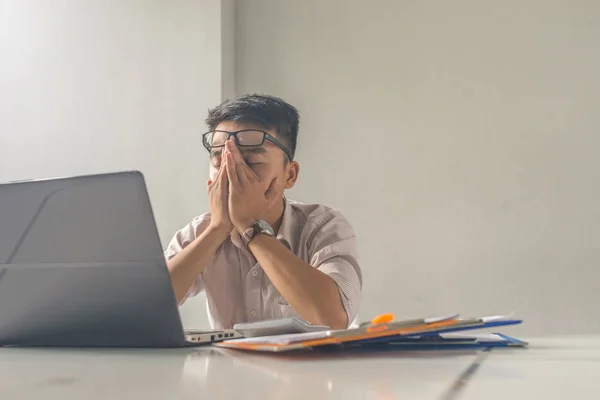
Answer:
[
  {"left": 238, "top": 162, "right": 256, "bottom": 183},
  {"left": 209, "top": 163, "right": 223, "bottom": 187},
  {"left": 224, "top": 142, "right": 246, "bottom": 182},
  {"left": 265, "top": 177, "right": 280, "bottom": 203},
  {"left": 224, "top": 140, "right": 260, "bottom": 182},
  {"left": 219, "top": 161, "right": 229, "bottom": 189},
  {"left": 225, "top": 153, "right": 240, "bottom": 187},
  {"left": 226, "top": 140, "right": 245, "bottom": 165},
  {"left": 229, "top": 141, "right": 257, "bottom": 180},
  {"left": 230, "top": 151, "right": 253, "bottom": 186},
  {"left": 219, "top": 163, "right": 227, "bottom": 181}
]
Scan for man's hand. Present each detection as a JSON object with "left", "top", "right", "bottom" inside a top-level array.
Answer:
[
  {"left": 224, "top": 141, "right": 280, "bottom": 232},
  {"left": 167, "top": 159, "right": 233, "bottom": 304},
  {"left": 207, "top": 162, "right": 233, "bottom": 234}
]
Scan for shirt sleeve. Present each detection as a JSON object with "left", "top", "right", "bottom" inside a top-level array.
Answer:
[
  {"left": 307, "top": 211, "right": 363, "bottom": 327},
  {"left": 164, "top": 214, "right": 211, "bottom": 304}
]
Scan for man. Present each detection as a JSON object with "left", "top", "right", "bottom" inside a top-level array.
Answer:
[{"left": 165, "top": 94, "right": 362, "bottom": 330}]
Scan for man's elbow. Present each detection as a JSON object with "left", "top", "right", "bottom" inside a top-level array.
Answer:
[
  {"left": 315, "top": 307, "right": 348, "bottom": 330},
  {"left": 329, "top": 310, "right": 349, "bottom": 330},
  {"left": 321, "top": 285, "right": 352, "bottom": 329}
]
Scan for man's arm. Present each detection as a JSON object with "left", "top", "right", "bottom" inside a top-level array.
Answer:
[
  {"left": 167, "top": 161, "right": 233, "bottom": 305},
  {"left": 223, "top": 140, "right": 361, "bottom": 329},
  {"left": 248, "top": 234, "right": 349, "bottom": 329},
  {"left": 166, "top": 225, "right": 229, "bottom": 305}
]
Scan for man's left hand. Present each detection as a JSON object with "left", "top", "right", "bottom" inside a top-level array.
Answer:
[{"left": 224, "top": 141, "right": 280, "bottom": 232}]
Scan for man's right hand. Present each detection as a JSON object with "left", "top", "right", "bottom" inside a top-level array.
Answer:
[{"left": 207, "top": 164, "right": 233, "bottom": 235}]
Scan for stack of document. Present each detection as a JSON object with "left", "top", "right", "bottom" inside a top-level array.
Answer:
[{"left": 214, "top": 314, "right": 526, "bottom": 352}]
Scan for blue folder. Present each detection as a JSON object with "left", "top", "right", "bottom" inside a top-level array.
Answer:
[{"left": 345, "top": 319, "right": 524, "bottom": 347}]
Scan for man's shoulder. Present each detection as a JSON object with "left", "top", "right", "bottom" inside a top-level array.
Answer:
[
  {"left": 188, "top": 212, "right": 213, "bottom": 233},
  {"left": 191, "top": 212, "right": 212, "bottom": 226},
  {"left": 164, "top": 212, "right": 213, "bottom": 258},
  {"left": 175, "top": 212, "right": 212, "bottom": 238},
  {"left": 287, "top": 199, "right": 351, "bottom": 229}
]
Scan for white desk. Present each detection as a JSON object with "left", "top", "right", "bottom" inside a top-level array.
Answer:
[
  {"left": 0, "top": 336, "right": 598, "bottom": 400},
  {"left": 462, "top": 336, "right": 600, "bottom": 400}
]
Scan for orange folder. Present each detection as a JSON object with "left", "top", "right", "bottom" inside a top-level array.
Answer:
[{"left": 215, "top": 313, "right": 465, "bottom": 352}]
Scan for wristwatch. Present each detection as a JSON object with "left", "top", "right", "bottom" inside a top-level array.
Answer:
[{"left": 241, "top": 220, "right": 275, "bottom": 248}]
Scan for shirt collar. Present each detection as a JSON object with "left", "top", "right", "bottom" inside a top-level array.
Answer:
[{"left": 276, "top": 197, "right": 297, "bottom": 251}]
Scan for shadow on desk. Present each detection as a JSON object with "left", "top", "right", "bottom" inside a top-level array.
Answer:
[{"left": 220, "top": 346, "right": 479, "bottom": 361}]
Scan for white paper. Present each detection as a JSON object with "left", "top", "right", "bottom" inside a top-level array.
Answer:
[
  {"left": 226, "top": 330, "right": 331, "bottom": 345},
  {"left": 479, "top": 312, "right": 515, "bottom": 323},
  {"left": 423, "top": 313, "right": 460, "bottom": 324},
  {"left": 441, "top": 333, "right": 505, "bottom": 342}
]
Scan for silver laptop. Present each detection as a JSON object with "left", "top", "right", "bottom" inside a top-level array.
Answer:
[{"left": 0, "top": 171, "right": 241, "bottom": 347}]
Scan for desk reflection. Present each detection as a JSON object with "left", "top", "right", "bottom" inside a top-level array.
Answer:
[
  {"left": 182, "top": 347, "right": 478, "bottom": 400},
  {"left": 0, "top": 347, "right": 191, "bottom": 399},
  {"left": 0, "top": 346, "right": 477, "bottom": 400}
]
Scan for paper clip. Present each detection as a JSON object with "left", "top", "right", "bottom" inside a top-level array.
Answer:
[{"left": 366, "top": 313, "right": 394, "bottom": 332}]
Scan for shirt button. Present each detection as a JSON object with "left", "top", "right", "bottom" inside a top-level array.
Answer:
[
  {"left": 251, "top": 270, "right": 258, "bottom": 277},
  {"left": 250, "top": 309, "right": 258, "bottom": 317}
]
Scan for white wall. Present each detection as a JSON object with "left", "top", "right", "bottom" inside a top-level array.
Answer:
[
  {"left": 0, "top": 0, "right": 229, "bottom": 328},
  {"left": 235, "top": 0, "right": 600, "bottom": 335}
]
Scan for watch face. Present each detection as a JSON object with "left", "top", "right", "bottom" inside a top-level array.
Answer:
[{"left": 257, "top": 220, "right": 275, "bottom": 235}]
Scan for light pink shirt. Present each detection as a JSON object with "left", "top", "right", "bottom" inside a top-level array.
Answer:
[{"left": 164, "top": 199, "right": 362, "bottom": 329}]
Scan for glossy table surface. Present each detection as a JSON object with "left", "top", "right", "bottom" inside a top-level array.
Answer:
[{"left": 1, "top": 336, "right": 598, "bottom": 400}]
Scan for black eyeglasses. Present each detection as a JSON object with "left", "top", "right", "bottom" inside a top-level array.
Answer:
[{"left": 202, "top": 129, "right": 293, "bottom": 160}]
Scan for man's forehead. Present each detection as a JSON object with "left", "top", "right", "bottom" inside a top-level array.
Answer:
[
  {"left": 215, "top": 120, "right": 269, "bottom": 132},
  {"left": 214, "top": 121, "right": 281, "bottom": 139}
]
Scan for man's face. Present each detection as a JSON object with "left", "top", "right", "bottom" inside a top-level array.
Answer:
[{"left": 208, "top": 121, "right": 297, "bottom": 197}]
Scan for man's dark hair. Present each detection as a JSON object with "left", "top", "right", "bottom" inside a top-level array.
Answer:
[{"left": 205, "top": 94, "right": 300, "bottom": 160}]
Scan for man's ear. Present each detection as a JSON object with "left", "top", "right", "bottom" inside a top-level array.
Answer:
[{"left": 285, "top": 161, "right": 300, "bottom": 189}]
